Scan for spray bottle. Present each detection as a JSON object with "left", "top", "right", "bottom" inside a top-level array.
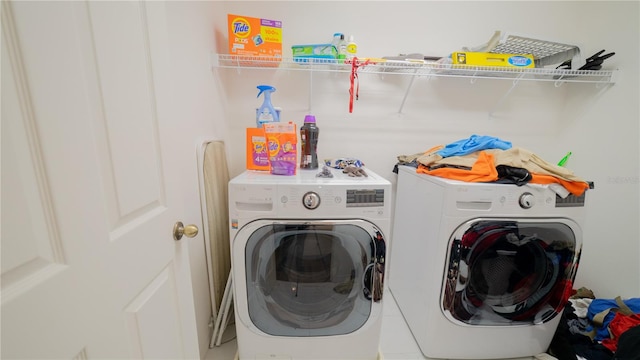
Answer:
[{"left": 256, "top": 85, "right": 280, "bottom": 127}]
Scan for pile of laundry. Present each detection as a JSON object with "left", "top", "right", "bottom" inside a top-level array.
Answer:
[
  {"left": 547, "top": 288, "right": 640, "bottom": 360},
  {"left": 394, "top": 134, "right": 591, "bottom": 197}
]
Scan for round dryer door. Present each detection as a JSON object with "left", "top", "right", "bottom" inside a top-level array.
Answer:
[
  {"left": 442, "top": 219, "right": 581, "bottom": 326},
  {"left": 242, "top": 219, "right": 386, "bottom": 337}
]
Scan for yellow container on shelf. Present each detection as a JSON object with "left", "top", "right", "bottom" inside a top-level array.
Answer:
[{"left": 452, "top": 52, "right": 534, "bottom": 68}]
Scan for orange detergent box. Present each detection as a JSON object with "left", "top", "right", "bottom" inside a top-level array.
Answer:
[
  {"left": 246, "top": 127, "right": 270, "bottom": 171},
  {"left": 227, "top": 14, "right": 282, "bottom": 60}
]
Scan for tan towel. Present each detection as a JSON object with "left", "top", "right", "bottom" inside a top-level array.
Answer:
[{"left": 417, "top": 147, "right": 586, "bottom": 183}]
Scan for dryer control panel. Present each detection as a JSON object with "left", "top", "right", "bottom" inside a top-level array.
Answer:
[{"left": 397, "top": 166, "right": 586, "bottom": 219}]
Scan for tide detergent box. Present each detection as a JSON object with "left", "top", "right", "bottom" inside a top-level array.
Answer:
[
  {"left": 452, "top": 52, "right": 534, "bottom": 68},
  {"left": 246, "top": 127, "right": 269, "bottom": 171},
  {"left": 227, "top": 14, "right": 282, "bottom": 60}
]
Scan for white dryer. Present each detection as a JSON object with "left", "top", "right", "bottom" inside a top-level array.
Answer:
[
  {"left": 228, "top": 167, "right": 391, "bottom": 359},
  {"left": 390, "top": 165, "right": 586, "bottom": 359}
]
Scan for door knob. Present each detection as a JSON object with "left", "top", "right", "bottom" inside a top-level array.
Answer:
[{"left": 173, "top": 221, "right": 199, "bottom": 240}]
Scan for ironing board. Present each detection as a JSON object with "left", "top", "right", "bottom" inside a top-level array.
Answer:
[
  {"left": 210, "top": 272, "right": 233, "bottom": 347},
  {"left": 199, "top": 140, "right": 233, "bottom": 348}
]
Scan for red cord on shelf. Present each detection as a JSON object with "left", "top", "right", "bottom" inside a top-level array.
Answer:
[{"left": 348, "top": 57, "right": 371, "bottom": 113}]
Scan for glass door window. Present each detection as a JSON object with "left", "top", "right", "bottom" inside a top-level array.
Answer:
[
  {"left": 244, "top": 220, "right": 385, "bottom": 336},
  {"left": 443, "top": 219, "right": 579, "bottom": 326}
]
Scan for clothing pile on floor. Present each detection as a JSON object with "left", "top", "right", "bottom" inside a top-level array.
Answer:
[
  {"left": 547, "top": 288, "right": 640, "bottom": 360},
  {"left": 394, "top": 134, "right": 591, "bottom": 197}
]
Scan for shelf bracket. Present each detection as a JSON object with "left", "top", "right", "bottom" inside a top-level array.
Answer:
[
  {"left": 595, "top": 77, "right": 614, "bottom": 90},
  {"left": 489, "top": 72, "right": 525, "bottom": 118},
  {"left": 553, "top": 74, "right": 567, "bottom": 88},
  {"left": 399, "top": 68, "right": 420, "bottom": 113},
  {"left": 470, "top": 70, "right": 479, "bottom": 84}
]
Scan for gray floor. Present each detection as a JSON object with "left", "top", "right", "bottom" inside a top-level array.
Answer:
[
  {"left": 204, "top": 293, "right": 549, "bottom": 360},
  {"left": 205, "top": 324, "right": 238, "bottom": 360}
]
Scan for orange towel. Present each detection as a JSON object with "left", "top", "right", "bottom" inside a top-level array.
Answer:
[
  {"left": 416, "top": 150, "right": 589, "bottom": 196},
  {"left": 418, "top": 151, "right": 499, "bottom": 182},
  {"left": 530, "top": 173, "right": 589, "bottom": 196}
]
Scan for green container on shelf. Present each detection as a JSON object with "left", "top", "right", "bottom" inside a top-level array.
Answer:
[{"left": 292, "top": 44, "right": 338, "bottom": 63}]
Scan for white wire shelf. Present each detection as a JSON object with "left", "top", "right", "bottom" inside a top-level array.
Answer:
[{"left": 213, "top": 54, "right": 617, "bottom": 84}]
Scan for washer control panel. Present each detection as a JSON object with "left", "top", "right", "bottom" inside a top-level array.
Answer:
[
  {"left": 228, "top": 169, "right": 391, "bottom": 219},
  {"left": 278, "top": 186, "right": 388, "bottom": 217},
  {"left": 298, "top": 188, "right": 386, "bottom": 211},
  {"left": 346, "top": 189, "right": 385, "bottom": 207}
]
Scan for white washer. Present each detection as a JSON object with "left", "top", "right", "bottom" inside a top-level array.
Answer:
[
  {"left": 390, "top": 165, "right": 586, "bottom": 359},
  {"left": 229, "top": 167, "right": 391, "bottom": 359}
]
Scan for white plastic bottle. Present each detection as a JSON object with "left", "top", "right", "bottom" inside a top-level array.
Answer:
[
  {"left": 331, "top": 32, "right": 342, "bottom": 43},
  {"left": 331, "top": 32, "right": 343, "bottom": 54},
  {"left": 346, "top": 35, "right": 358, "bottom": 60},
  {"left": 337, "top": 34, "right": 347, "bottom": 60}
]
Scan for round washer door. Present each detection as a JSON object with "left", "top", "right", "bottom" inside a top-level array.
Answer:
[
  {"left": 442, "top": 218, "right": 581, "bottom": 326},
  {"left": 235, "top": 219, "right": 386, "bottom": 337}
]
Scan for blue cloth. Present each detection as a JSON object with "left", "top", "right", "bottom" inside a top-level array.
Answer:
[
  {"left": 587, "top": 297, "right": 640, "bottom": 341},
  {"left": 436, "top": 134, "right": 512, "bottom": 157}
]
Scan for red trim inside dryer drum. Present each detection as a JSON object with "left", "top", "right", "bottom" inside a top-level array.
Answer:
[{"left": 443, "top": 220, "right": 578, "bottom": 326}]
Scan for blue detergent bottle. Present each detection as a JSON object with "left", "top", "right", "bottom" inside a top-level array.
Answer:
[{"left": 256, "top": 85, "right": 280, "bottom": 127}]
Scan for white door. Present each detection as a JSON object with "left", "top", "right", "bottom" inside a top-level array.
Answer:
[{"left": 2, "top": 1, "right": 200, "bottom": 358}]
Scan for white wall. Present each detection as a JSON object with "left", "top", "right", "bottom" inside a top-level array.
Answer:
[{"left": 215, "top": 1, "right": 639, "bottom": 299}]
